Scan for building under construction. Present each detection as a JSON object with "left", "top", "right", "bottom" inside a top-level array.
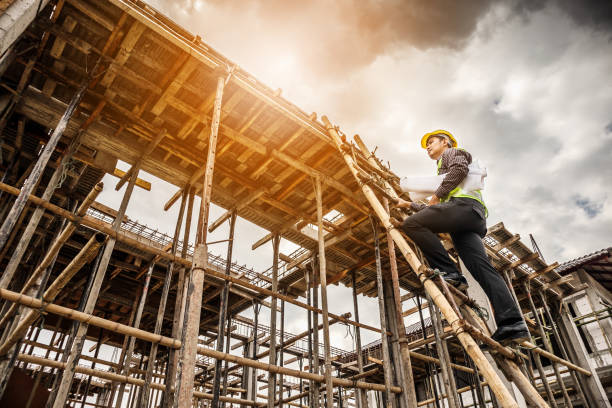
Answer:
[{"left": 0, "top": 1, "right": 610, "bottom": 407}]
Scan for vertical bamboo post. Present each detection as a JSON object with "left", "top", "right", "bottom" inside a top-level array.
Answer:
[
  {"left": 175, "top": 72, "right": 226, "bottom": 408},
  {"left": 212, "top": 211, "right": 237, "bottom": 407},
  {"left": 51, "top": 166, "right": 140, "bottom": 408},
  {"left": 115, "top": 262, "right": 156, "bottom": 407},
  {"left": 278, "top": 292, "right": 286, "bottom": 405},
  {"left": 165, "top": 187, "right": 195, "bottom": 408},
  {"left": 426, "top": 296, "right": 458, "bottom": 408},
  {"left": 311, "top": 263, "right": 321, "bottom": 408},
  {"left": 140, "top": 190, "right": 188, "bottom": 408},
  {"left": 305, "top": 269, "right": 315, "bottom": 408},
  {"left": 267, "top": 233, "right": 280, "bottom": 408},
  {"left": 351, "top": 271, "right": 368, "bottom": 408},
  {"left": 79, "top": 327, "right": 104, "bottom": 407},
  {"left": 314, "top": 176, "right": 334, "bottom": 408},
  {"left": 416, "top": 296, "right": 441, "bottom": 408},
  {"left": 538, "top": 291, "right": 589, "bottom": 407},
  {"left": 251, "top": 301, "right": 261, "bottom": 404},
  {"left": 322, "top": 116, "right": 519, "bottom": 408},
  {"left": 381, "top": 199, "right": 417, "bottom": 408},
  {"left": 370, "top": 217, "right": 393, "bottom": 408}
]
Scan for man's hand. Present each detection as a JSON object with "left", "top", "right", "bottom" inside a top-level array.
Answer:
[
  {"left": 428, "top": 195, "right": 440, "bottom": 206},
  {"left": 392, "top": 197, "right": 412, "bottom": 208}
]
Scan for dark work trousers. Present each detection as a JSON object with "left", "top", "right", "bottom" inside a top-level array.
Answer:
[{"left": 402, "top": 197, "right": 523, "bottom": 326}]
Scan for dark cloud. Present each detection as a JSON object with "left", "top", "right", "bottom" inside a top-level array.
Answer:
[
  {"left": 148, "top": 0, "right": 612, "bottom": 80},
  {"left": 605, "top": 121, "right": 612, "bottom": 134},
  {"left": 573, "top": 195, "right": 604, "bottom": 218}
]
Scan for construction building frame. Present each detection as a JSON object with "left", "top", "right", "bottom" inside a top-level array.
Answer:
[{"left": 0, "top": 1, "right": 610, "bottom": 407}]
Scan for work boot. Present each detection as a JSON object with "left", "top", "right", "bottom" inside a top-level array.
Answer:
[
  {"left": 491, "top": 321, "right": 529, "bottom": 346},
  {"left": 440, "top": 271, "right": 469, "bottom": 291}
]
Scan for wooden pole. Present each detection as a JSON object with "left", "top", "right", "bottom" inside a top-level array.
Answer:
[
  {"left": 426, "top": 295, "right": 458, "bottom": 408},
  {"left": 267, "top": 233, "right": 280, "bottom": 408},
  {"left": 175, "top": 72, "right": 226, "bottom": 408},
  {"left": 382, "top": 198, "right": 417, "bottom": 408},
  {"left": 524, "top": 284, "right": 571, "bottom": 407},
  {"left": 311, "top": 260, "right": 321, "bottom": 408},
  {"left": 165, "top": 187, "right": 195, "bottom": 408},
  {"left": 212, "top": 210, "right": 237, "bottom": 408},
  {"left": 0, "top": 59, "right": 99, "bottom": 253},
  {"left": 140, "top": 189, "right": 188, "bottom": 408},
  {"left": 370, "top": 217, "right": 393, "bottom": 408},
  {"left": 351, "top": 271, "right": 368, "bottom": 408},
  {"left": 51, "top": 164, "right": 140, "bottom": 408},
  {"left": 115, "top": 262, "right": 156, "bottom": 407},
  {"left": 322, "top": 116, "right": 519, "bottom": 408},
  {"left": 314, "top": 176, "right": 334, "bottom": 408}
]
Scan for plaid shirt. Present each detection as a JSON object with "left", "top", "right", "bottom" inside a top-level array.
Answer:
[
  {"left": 435, "top": 148, "right": 471, "bottom": 199},
  {"left": 410, "top": 147, "right": 471, "bottom": 211}
]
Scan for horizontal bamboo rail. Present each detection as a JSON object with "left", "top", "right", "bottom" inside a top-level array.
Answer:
[
  {"left": 520, "top": 340, "right": 591, "bottom": 376},
  {"left": 0, "top": 288, "right": 400, "bottom": 394}
]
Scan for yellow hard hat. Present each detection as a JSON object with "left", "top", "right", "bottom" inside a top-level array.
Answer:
[{"left": 421, "top": 130, "right": 457, "bottom": 148}]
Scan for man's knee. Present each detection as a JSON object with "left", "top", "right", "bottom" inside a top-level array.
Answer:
[{"left": 401, "top": 215, "right": 422, "bottom": 237}]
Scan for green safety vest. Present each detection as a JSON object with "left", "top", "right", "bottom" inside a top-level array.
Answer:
[{"left": 437, "top": 152, "right": 488, "bottom": 217}]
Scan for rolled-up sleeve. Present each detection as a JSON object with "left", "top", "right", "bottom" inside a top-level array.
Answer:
[{"left": 435, "top": 149, "right": 469, "bottom": 199}]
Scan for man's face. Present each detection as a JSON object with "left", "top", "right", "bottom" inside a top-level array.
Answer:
[{"left": 426, "top": 136, "right": 448, "bottom": 160}]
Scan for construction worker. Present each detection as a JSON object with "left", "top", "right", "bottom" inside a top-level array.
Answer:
[{"left": 393, "top": 130, "right": 528, "bottom": 344}]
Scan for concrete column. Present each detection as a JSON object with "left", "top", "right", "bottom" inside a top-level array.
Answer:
[
  {"left": 0, "top": 0, "right": 50, "bottom": 58},
  {"left": 557, "top": 300, "right": 611, "bottom": 407}
]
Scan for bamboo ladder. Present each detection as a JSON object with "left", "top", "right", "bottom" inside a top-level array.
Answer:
[{"left": 321, "top": 116, "right": 551, "bottom": 408}]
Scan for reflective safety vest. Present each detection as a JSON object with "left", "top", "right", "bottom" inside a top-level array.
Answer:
[{"left": 437, "top": 154, "right": 488, "bottom": 217}]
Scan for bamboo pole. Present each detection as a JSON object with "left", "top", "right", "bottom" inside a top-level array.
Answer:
[
  {"left": 351, "top": 271, "right": 368, "bottom": 408},
  {"left": 267, "top": 233, "right": 280, "bottom": 408},
  {"left": 115, "top": 262, "right": 156, "bottom": 407},
  {"left": 51, "top": 165, "right": 140, "bottom": 408},
  {"left": 140, "top": 189, "right": 188, "bottom": 408},
  {"left": 314, "top": 176, "right": 334, "bottom": 408},
  {"left": 322, "top": 115, "right": 519, "bottom": 408},
  {"left": 212, "top": 211, "right": 237, "bottom": 408},
  {"left": 382, "top": 197, "right": 417, "bottom": 408},
  {"left": 164, "top": 187, "right": 195, "bottom": 408},
  {"left": 175, "top": 72, "right": 226, "bottom": 408},
  {"left": 524, "top": 284, "right": 571, "bottom": 407},
  {"left": 311, "top": 262, "right": 321, "bottom": 408},
  {"left": 427, "top": 295, "right": 458, "bottom": 408},
  {"left": 370, "top": 217, "right": 394, "bottom": 408}
]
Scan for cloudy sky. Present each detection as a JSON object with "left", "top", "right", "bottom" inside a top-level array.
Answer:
[{"left": 95, "top": 0, "right": 612, "bottom": 349}]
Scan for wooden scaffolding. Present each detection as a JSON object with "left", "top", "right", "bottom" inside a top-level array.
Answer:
[{"left": 0, "top": 0, "right": 609, "bottom": 407}]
